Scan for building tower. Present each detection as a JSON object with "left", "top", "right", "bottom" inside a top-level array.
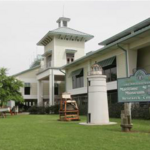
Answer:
[{"left": 36, "top": 17, "right": 94, "bottom": 106}]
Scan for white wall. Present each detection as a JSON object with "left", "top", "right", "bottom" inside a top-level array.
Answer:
[
  {"left": 44, "top": 40, "right": 54, "bottom": 67},
  {"left": 137, "top": 45, "right": 150, "bottom": 73},
  {"left": 128, "top": 49, "right": 137, "bottom": 76},
  {"left": 15, "top": 68, "right": 49, "bottom": 100},
  {"left": 53, "top": 37, "right": 85, "bottom": 67}
]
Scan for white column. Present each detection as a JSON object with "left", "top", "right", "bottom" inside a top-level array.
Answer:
[
  {"left": 37, "top": 80, "right": 43, "bottom": 106},
  {"left": 49, "top": 70, "right": 54, "bottom": 106}
]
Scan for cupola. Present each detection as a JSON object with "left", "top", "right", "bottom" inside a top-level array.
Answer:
[{"left": 56, "top": 17, "right": 70, "bottom": 27}]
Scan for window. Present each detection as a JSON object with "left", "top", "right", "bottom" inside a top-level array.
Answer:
[
  {"left": 47, "top": 55, "right": 52, "bottom": 68},
  {"left": 100, "top": 57, "right": 117, "bottom": 82},
  {"left": 103, "top": 67, "right": 117, "bottom": 82},
  {"left": 72, "top": 69, "right": 84, "bottom": 89},
  {"left": 24, "top": 83, "right": 30, "bottom": 95},
  {"left": 55, "top": 83, "right": 59, "bottom": 95},
  {"left": 66, "top": 53, "right": 74, "bottom": 64}
]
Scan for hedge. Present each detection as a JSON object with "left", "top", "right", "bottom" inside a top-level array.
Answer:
[
  {"left": 28, "top": 105, "right": 59, "bottom": 114},
  {"left": 109, "top": 103, "right": 150, "bottom": 120},
  {"left": 28, "top": 103, "right": 150, "bottom": 120}
]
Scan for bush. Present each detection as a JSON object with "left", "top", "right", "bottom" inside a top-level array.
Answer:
[
  {"left": 28, "top": 106, "right": 46, "bottom": 114},
  {"left": 131, "top": 104, "right": 150, "bottom": 120},
  {"left": 28, "top": 103, "right": 150, "bottom": 120},
  {"left": 78, "top": 105, "right": 87, "bottom": 115},
  {"left": 49, "top": 105, "right": 59, "bottom": 114},
  {"left": 109, "top": 103, "right": 150, "bottom": 120},
  {"left": 28, "top": 105, "right": 60, "bottom": 115},
  {"left": 109, "top": 103, "right": 124, "bottom": 118}
]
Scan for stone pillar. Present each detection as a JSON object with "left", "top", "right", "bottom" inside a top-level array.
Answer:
[
  {"left": 37, "top": 80, "right": 43, "bottom": 106},
  {"left": 49, "top": 70, "right": 54, "bottom": 106},
  {"left": 87, "top": 75, "right": 109, "bottom": 124}
]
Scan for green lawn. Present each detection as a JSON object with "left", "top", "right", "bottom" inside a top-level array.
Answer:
[{"left": 0, "top": 115, "right": 150, "bottom": 150}]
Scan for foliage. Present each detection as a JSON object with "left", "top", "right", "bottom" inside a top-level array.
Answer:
[
  {"left": 109, "top": 103, "right": 124, "bottom": 118},
  {"left": 29, "top": 104, "right": 87, "bottom": 115},
  {"left": 0, "top": 68, "right": 23, "bottom": 105},
  {"left": 78, "top": 105, "right": 87, "bottom": 115},
  {"left": 28, "top": 105, "right": 60, "bottom": 114},
  {"left": 109, "top": 103, "right": 150, "bottom": 120},
  {"left": 131, "top": 104, "right": 150, "bottom": 120}
]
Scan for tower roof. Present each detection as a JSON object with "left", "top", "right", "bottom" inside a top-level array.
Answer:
[
  {"left": 37, "top": 26, "right": 94, "bottom": 46},
  {"left": 37, "top": 17, "right": 94, "bottom": 46}
]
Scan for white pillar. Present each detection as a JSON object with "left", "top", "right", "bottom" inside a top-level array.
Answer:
[
  {"left": 49, "top": 70, "right": 54, "bottom": 106},
  {"left": 88, "top": 75, "right": 109, "bottom": 124},
  {"left": 37, "top": 80, "right": 43, "bottom": 106}
]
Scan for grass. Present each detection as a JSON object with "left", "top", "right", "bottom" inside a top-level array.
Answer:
[{"left": 0, "top": 115, "right": 150, "bottom": 150}]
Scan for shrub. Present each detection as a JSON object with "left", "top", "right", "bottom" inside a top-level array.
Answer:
[
  {"left": 109, "top": 103, "right": 124, "bottom": 118},
  {"left": 28, "top": 103, "right": 150, "bottom": 120},
  {"left": 131, "top": 104, "right": 150, "bottom": 120},
  {"left": 79, "top": 105, "right": 87, "bottom": 115},
  {"left": 109, "top": 103, "right": 150, "bottom": 120},
  {"left": 49, "top": 105, "right": 59, "bottom": 114},
  {"left": 28, "top": 105, "right": 60, "bottom": 115}
]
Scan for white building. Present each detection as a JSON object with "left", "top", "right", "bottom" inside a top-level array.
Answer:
[
  {"left": 61, "top": 18, "right": 150, "bottom": 108},
  {"left": 14, "top": 17, "right": 93, "bottom": 107},
  {"left": 14, "top": 17, "right": 150, "bottom": 112}
]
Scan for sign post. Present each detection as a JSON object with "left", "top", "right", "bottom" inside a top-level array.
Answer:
[{"left": 118, "top": 70, "right": 150, "bottom": 131}]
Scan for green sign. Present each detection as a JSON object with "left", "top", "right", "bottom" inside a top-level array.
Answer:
[{"left": 118, "top": 70, "right": 150, "bottom": 103}]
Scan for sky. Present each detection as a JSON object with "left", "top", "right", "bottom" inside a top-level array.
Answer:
[{"left": 0, "top": 0, "right": 150, "bottom": 75}]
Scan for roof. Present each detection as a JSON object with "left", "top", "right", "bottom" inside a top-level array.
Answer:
[
  {"left": 99, "top": 18, "right": 150, "bottom": 46},
  {"left": 37, "top": 27, "right": 94, "bottom": 46},
  {"left": 56, "top": 17, "right": 70, "bottom": 23},
  {"left": 61, "top": 19, "right": 150, "bottom": 70},
  {"left": 30, "top": 55, "right": 43, "bottom": 69},
  {"left": 13, "top": 65, "right": 40, "bottom": 77}
]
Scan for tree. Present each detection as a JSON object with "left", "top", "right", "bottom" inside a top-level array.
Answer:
[{"left": 0, "top": 68, "right": 24, "bottom": 106}]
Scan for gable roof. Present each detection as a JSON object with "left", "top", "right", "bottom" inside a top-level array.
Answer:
[
  {"left": 37, "top": 27, "right": 94, "bottom": 46},
  {"left": 13, "top": 65, "right": 40, "bottom": 77}
]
